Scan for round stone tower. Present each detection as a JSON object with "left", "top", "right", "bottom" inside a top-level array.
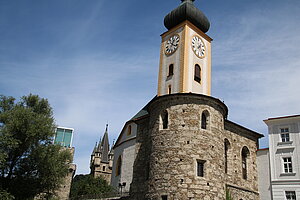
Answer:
[{"left": 145, "top": 93, "right": 228, "bottom": 199}]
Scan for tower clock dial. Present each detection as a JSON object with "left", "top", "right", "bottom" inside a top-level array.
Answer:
[
  {"left": 191, "top": 35, "right": 206, "bottom": 58},
  {"left": 165, "top": 34, "right": 180, "bottom": 55}
]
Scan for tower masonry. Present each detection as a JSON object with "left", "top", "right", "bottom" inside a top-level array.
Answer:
[{"left": 90, "top": 124, "right": 114, "bottom": 184}]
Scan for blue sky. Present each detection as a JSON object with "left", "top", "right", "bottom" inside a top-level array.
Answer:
[{"left": 1, "top": 0, "right": 300, "bottom": 174}]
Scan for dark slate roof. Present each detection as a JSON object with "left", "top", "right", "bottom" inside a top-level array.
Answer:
[
  {"left": 225, "top": 120, "right": 264, "bottom": 140},
  {"left": 96, "top": 124, "right": 110, "bottom": 163},
  {"left": 130, "top": 106, "right": 149, "bottom": 121},
  {"left": 164, "top": 0, "right": 210, "bottom": 33}
]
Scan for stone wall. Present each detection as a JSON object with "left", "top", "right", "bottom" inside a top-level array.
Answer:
[
  {"left": 130, "top": 94, "right": 261, "bottom": 200},
  {"left": 55, "top": 147, "right": 76, "bottom": 200},
  {"left": 227, "top": 184, "right": 259, "bottom": 200},
  {"left": 129, "top": 117, "right": 151, "bottom": 199}
]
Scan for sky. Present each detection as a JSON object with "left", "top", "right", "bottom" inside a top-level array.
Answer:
[{"left": 1, "top": 0, "right": 300, "bottom": 175}]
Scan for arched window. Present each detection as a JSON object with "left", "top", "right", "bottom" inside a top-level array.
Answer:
[
  {"left": 241, "top": 146, "right": 250, "bottom": 179},
  {"left": 201, "top": 111, "right": 209, "bottom": 129},
  {"left": 194, "top": 64, "right": 201, "bottom": 83},
  {"left": 162, "top": 110, "right": 168, "bottom": 129},
  {"left": 168, "top": 85, "right": 172, "bottom": 94},
  {"left": 116, "top": 156, "right": 122, "bottom": 176},
  {"left": 224, "top": 139, "right": 231, "bottom": 174},
  {"left": 127, "top": 125, "right": 131, "bottom": 136},
  {"left": 168, "top": 64, "right": 174, "bottom": 77}
]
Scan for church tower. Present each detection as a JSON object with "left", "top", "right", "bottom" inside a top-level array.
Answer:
[
  {"left": 127, "top": 1, "right": 263, "bottom": 199},
  {"left": 90, "top": 124, "right": 113, "bottom": 184},
  {"left": 158, "top": 0, "right": 211, "bottom": 96}
]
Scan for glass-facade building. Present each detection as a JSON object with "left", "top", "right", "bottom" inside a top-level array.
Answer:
[{"left": 54, "top": 127, "right": 74, "bottom": 147}]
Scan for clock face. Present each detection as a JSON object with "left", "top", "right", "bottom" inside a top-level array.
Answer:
[
  {"left": 165, "top": 34, "right": 180, "bottom": 55},
  {"left": 191, "top": 35, "right": 206, "bottom": 58}
]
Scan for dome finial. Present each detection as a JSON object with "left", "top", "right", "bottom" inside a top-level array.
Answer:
[{"left": 181, "top": 0, "right": 195, "bottom": 2}]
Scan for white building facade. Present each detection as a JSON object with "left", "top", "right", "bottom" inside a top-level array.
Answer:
[
  {"left": 111, "top": 120, "right": 138, "bottom": 193},
  {"left": 264, "top": 115, "right": 300, "bottom": 200}
]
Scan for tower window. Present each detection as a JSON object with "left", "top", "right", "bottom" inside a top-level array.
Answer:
[
  {"left": 116, "top": 156, "right": 122, "bottom": 176},
  {"left": 197, "top": 160, "right": 205, "bottom": 177},
  {"left": 283, "top": 157, "right": 293, "bottom": 173},
  {"left": 168, "top": 64, "right": 174, "bottom": 77},
  {"left": 201, "top": 111, "right": 209, "bottom": 129},
  {"left": 194, "top": 64, "right": 201, "bottom": 83},
  {"left": 103, "top": 166, "right": 106, "bottom": 171},
  {"left": 162, "top": 110, "right": 169, "bottom": 129},
  {"left": 168, "top": 85, "right": 172, "bottom": 94},
  {"left": 241, "top": 146, "right": 250, "bottom": 179},
  {"left": 224, "top": 139, "right": 231, "bottom": 174},
  {"left": 280, "top": 127, "right": 290, "bottom": 142},
  {"left": 127, "top": 125, "right": 132, "bottom": 136}
]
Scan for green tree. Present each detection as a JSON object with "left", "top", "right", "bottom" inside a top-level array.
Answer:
[
  {"left": 0, "top": 94, "right": 71, "bottom": 200},
  {"left": 70, "top": 174, "right": 114, "bottom": 199}
]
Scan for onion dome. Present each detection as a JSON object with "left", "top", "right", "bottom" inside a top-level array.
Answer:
[{"left": 164, "top": 0, "right": 210, "bottom": 33}]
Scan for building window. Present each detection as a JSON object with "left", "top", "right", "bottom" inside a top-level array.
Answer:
[
  {"left": 283, "top": 157, "right": 293, "bottom": 173},
  {"left": 286, "top": 191, "right": 296, "bottom": 200},
  {"left": 54, "top": 128, "right": 73, "bottom": 147},
  {"left": 241, "top": 146, "right": 250, "bottom": 179},
  {"left": 197, "top": 160, "right": 205, "bottom": 177},
  {"left": 116, "top": 156, "right": 122, "bottom": 176},
  {"left": 168, "top": 85, "right": 172, "bottom": 94},
  {"left": 224, "top": 139, "right": 231, "bottom": 174},
  {"left": 201, "top": 111, "right": 209, "bottom": 129},
  {"left": 127, "top": 125, "right": 132, "bottom": 136},
  {"left": 194, "top": 64, "right": 201, "bottom": 83},
  {"left": 162, "top": 110, "right": 168, "bottom": 129},
  {"left": 280, "top": 128, "right": 290, "bottom": 142},
  {"left": 168, "top": 64, "right": 174, "bottom": 77},
  {"left": 161, "top": 195, "right": 168, "bottom": 200},
  {"left": 103, "top": 166, "right": 106, "bottom": 171}
]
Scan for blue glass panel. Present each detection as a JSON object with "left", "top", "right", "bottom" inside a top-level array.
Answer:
[
  {"left": 55, "top": 128, "right": 64, "bottom": 146},
  {"left": 64, "top": 130, "right": 72, "bottom": 147}
]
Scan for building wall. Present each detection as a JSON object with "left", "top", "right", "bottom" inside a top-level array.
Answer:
[
  {"left": 158, "top": 22, "right": 211, "bottom": 96},
  {"left": 265, "top": 115, "right": 300, "bottom": 199},
  {"left": 159, "top": 26, "right": 184, "bottom": 95},
  {"left": 93, "top": 162, "right": 112, "bottom": 184},
  {"left": 257, "top": 148, "right": 272, "bottom": 200},
  {"left": 111, "top": 122, "right": 137, "bottom": 193},
  {"left": 272, "top": 184, "right": 300, "bottom": 200},
  {"left": 55, "top": 163, "right": 76, "bottom": 200},
  {"left": 130, "top": 94, "right": 260, "bottom": 200}
]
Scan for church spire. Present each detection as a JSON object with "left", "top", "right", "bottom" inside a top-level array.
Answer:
[{"left": 99, "top": 124, "right": 110, "bottom": 163}]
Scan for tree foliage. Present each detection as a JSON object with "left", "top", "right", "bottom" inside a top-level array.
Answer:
[
  {"left": 70, "top": 174, "right": 114, "bottom": 198},
  {"left": 0, "top": 94, "right": 71, "bottom": 199}
]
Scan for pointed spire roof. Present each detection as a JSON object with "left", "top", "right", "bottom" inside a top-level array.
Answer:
[
  {"left": 91, "top": 142, "right": 97, "bottom": 155},
  {"left": 99, "top": 124, "right": 110, "bottom": 163}
]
